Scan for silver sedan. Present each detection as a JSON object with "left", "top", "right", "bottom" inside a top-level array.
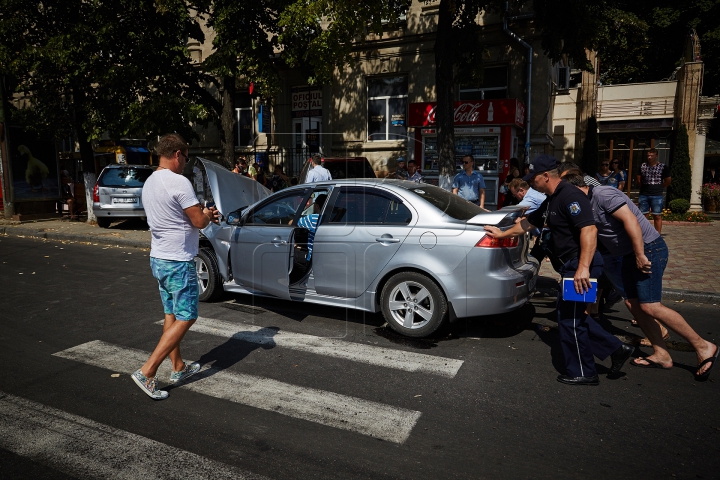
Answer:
[{"left": 196, "top": 159, "right": 539, "bottom": 338}]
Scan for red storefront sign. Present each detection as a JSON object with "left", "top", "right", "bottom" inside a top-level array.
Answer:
[{"left": 408, "top": 99, "right": 525, "bottom": 128}]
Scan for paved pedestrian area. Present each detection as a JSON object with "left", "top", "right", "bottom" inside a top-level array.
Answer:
[
  {"left": 2, "top": 216, "right": 719, "bottom": 295},
  {"left": 539, "top": 221, "right": 720, "bottom": 295}
]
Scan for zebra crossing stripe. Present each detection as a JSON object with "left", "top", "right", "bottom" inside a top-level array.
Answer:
[
  {"left": 0, "top": 391, "right": 267, "bottom": 479},
  {"left": 53, "top": 341, "right": 422, "bottom": 444},
  {"left": 167, "top": 316, "right": 464, "bottom": 378}
]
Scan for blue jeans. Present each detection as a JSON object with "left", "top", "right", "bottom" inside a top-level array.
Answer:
[
  {"left": 638, "top": 194, "right": 664, "bottom": 215},
  {"left": 601, "top": 254, "right": 627, "bottom": 299},
  {"left": 621, "top": 237, "right": 668, "bottom": 304}
]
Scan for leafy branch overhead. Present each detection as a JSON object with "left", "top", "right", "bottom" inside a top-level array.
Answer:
[{"left": 278, "top": 0, "right": 412, "bottom": 85}]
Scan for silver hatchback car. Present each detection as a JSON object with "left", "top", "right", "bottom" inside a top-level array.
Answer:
[
  {"left": 93, "top": 164, "right": 155, "bottom": 228},
  {"left": 196, "top": 159, "right": 539, "bottom": 338}
]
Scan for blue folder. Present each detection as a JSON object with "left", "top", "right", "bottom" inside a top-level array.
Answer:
[{"left": 562, "top": 278, "right": 598, "bottom": 303}]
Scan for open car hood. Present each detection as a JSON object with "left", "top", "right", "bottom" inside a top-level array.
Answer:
[{"left": 198, "top": 157, "right": 271, "bottom": 215}]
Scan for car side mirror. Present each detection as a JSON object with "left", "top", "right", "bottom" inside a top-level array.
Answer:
[{"left": 226, "top": 207, "right": 247, "bottom": 225}]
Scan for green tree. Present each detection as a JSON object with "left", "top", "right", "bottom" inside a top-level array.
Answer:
[
  {"left": 669, "top": 123, "right": 691, "bottom": 202},
  {"left": 195, "top": 0, "right": 296, "bottom": 167},
  {"left": 0, "top": 0, "right": 207, "bottom": 220},
  {"left": 598, "top": 0, "right": 720, "bottom": 96},
  {"left": 581, "top": 116, "right": 599, "bottom": 175}
]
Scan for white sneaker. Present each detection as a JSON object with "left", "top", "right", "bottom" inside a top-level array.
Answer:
[
  {"left": 132, "top": 369, "right": 168, "bottom": 400},
  {"left": 169, "top": 362, "right": 201, "bottom": 384}
]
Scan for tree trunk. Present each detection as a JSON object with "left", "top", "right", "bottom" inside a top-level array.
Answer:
[
  {"left": 435, "top": 0, "right": 456, "bottom": 191},
  {"left": 72, "top": 86, "right": 97, "bottom": 223},
  {"left": 220, "top": 75, "right": 236, "bottom": 169}
]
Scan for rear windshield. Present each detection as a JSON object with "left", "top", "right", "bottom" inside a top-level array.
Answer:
[
  {"left": 402, "top": 184, "right": 483, "bottom": 221},
  {"left": 98, "top": 167, "right": 153, "bottom": 187},
  {"left": 324, "top": 160, "right": 376, "bottom": 180}
]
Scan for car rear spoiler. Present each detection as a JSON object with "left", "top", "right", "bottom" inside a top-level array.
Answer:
[{"left": 465, "top": 206, "right": 528, "bottom": 228}]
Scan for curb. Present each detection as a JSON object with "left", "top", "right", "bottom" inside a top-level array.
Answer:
[
  {"left": 662, "top": 289, "right": 720, "bottom": 305},
  {"left": 1, "top": 226, "right": 150, "bottom": 250}
]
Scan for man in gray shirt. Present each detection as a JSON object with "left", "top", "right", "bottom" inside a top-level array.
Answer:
[{"left": 564, "top": 174, "right": 718, "bottom": 380}]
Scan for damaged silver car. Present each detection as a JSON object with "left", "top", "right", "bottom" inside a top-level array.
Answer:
[{"left": 195, "top": 158, "right": 539, "bottom": 338}]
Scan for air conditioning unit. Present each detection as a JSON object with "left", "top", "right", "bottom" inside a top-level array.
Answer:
[{"left": 557, "top": 66, "right": 570, "bottom": 90}]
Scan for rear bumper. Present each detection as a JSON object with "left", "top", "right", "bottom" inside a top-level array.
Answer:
[
  {"left": 93, "top": 203, "right": 146, "bottom": 218},
  {"left": 460, "top": 258, "right": 539, "bottom": 318}
]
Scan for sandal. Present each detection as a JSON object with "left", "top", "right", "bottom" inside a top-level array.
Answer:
[{"left": 695, "top": 345, "right": 720, "bottom": 382}]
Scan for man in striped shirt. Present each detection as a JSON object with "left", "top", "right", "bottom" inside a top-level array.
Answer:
[{"left": 297, "top": 194, "right": 328, "bottom": 261}]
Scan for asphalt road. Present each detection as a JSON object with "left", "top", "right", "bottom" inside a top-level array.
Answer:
[{"left": 1, "top": 235, "right": 719, "bottom": 480}]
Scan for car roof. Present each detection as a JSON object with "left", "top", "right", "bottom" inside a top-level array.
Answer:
[
  {"left": 321, "top": 157, "right": 369, "bottom": 163},
  {"left": 103, "top": 164, "right": 155, "bottom": 169}
]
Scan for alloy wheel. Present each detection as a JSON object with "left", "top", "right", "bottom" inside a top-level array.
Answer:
[{"left": 387, "top": 280, "right": 435, "bottom": 330}]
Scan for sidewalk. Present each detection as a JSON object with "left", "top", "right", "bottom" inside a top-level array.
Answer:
[
  {"left": 2, "top": 217, "right": 720, "bottom": 302},
  {"left": 538, "top": 221, "right": 720, "bottom": 303}
]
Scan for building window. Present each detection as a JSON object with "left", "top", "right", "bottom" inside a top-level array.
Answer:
[
  {"left": 459, "top": 66, "right": 508, "bottom": 100},
  {"left": 235, "top": 91, "right": 253, "bottom": 147},
  {"left": 367, "top": 76, "right": 408, "bottom": 142}
]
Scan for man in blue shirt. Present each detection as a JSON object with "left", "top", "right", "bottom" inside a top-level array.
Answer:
[
  {"left": 297, "top": 194, "right": 328, "bottom": 261},
  {"left": 452, "top": 155, "right": 486, "bottom": 208},
  {"left": 508, "top": 178, "right": 546, "bottom": 214},
  {"left": 304, "top": 154, "right": 332, "bottom": 183}
]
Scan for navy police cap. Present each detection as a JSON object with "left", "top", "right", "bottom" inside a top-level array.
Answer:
[{"left": 523, "top": 154, "right": 559, "bottom": 181}]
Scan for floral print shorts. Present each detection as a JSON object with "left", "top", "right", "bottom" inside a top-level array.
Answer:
[{"left": 150, "top": 257, "right": 199, "bottom": 321}]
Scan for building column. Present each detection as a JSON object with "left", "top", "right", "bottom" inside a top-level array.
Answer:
[
  {"left": 690, "top": 119, "right": 709, "bottom": 211},
  {"left": 689, "top": 97, "right": 720, "bottom": 212}
]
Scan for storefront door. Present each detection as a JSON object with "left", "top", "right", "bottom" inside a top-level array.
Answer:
[{"left": 292, "top": 117, "right": 322, "bottom": 174}]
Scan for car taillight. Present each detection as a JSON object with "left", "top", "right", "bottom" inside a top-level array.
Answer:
[
  {"left": 93, "top": 183, "right": 99, "bottom": 203},
  {"left": 475, "top": 235, "right": 519, "bottom": 248}
]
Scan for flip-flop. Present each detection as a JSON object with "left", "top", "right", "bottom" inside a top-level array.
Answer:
[
  {"left": 695, "top": 345, "right": 720, "bottom": 382},
  {"left": 630, "top": 357, "right": 671, "bottom": 369}
]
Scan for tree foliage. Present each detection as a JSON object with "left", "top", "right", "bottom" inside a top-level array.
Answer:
[
  {"left": 598, "top": 0, "right": 720, "bottom": 96},
  {"left": 278, "top": 0, "right": 411, "bottom": 86},
  {"left": 669, "top": 124, "right": 692, "bottom": 202},
  {"left": 0, "top": 0, "right": 208, "bottom": 169}
]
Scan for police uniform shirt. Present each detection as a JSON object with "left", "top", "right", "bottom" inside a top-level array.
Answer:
[{"left": 526, "top": 181, "right": 595, "bottom": 263}]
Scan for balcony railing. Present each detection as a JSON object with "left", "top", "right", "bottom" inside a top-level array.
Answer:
[{"left": 596, "top": 97, "right": 675, "bottom": 119}]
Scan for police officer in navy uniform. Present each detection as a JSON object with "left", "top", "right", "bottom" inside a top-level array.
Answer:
[{"left": 484, "top": 155, "right": 633, "bottom": 385}]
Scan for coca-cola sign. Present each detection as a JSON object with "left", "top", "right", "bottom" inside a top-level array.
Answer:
[{"left": 408, "top": 99, "right": 525, "bottom": 128}]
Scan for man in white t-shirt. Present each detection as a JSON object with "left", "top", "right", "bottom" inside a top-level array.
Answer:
[{"left": 131, "top": 133, "right": 220, "bottom": 400}]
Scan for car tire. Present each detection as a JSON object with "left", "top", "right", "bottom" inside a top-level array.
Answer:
[
  {"left": 381, "top": 271, "right": 447, "bottom": 338},
  {"left": 195, "top": 247, "right": 223, "bottom": 302},
  {"left": 96, "top": 217, "right": 111, "bottom": 228}
]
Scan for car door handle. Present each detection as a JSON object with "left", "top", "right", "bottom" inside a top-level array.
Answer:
[
  {"left": 375, "top": 236, "right": 400, "bottom": 244},
  {"left": 271, "top": 237, "right": 288, "bottom": 246}
]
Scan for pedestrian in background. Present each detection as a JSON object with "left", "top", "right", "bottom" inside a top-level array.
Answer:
[
  {"left": 133, "top": 133, "right": 220, "bottom": 400},
  {"left": 501, "top": 158, "right": 521, "bottom": 206},
  {"left": 452, "top": 155, "right": 486, "bottom": 208},
  {"left": 304, "top": 154, "right": 332, "bottom": 183},
  {"left": 484, "top": 155, "right": 633, "bottom": 385},
  {"left": 595, "top": 160, "right": 613, "bottom": 185},
  {"left": 271, "top": 164, "right": 290, "bottom": 192},
  {"left": 636, "top": 148, "right": 671, "bottom": 234},
  {"left": 393, "top": 156, "right": 409, "bottom": 180},
  {"left": 406, "top": 160, "right": 423, "bottom": 183},
  {"left": 253, "top": 162, "right": 268, "bottom": 187},
  {"left": 564, "top": 173, "right": 718, "bottom": 380},
  {"left": 610, "top": 158, "right": 627, "bottom": 190}
]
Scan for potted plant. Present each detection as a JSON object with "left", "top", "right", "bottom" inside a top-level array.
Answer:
[{"left": 699, "top": 183, "right": 720, "bottom": 213}]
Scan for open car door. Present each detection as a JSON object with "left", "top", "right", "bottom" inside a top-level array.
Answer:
[{"left": 231, "top": 189, "right": 311, "bottom": 299}]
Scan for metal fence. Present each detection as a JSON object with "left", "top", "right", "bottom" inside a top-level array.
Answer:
[{"left": 239, "top": 147, "right": 310, "bottom": 179}]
